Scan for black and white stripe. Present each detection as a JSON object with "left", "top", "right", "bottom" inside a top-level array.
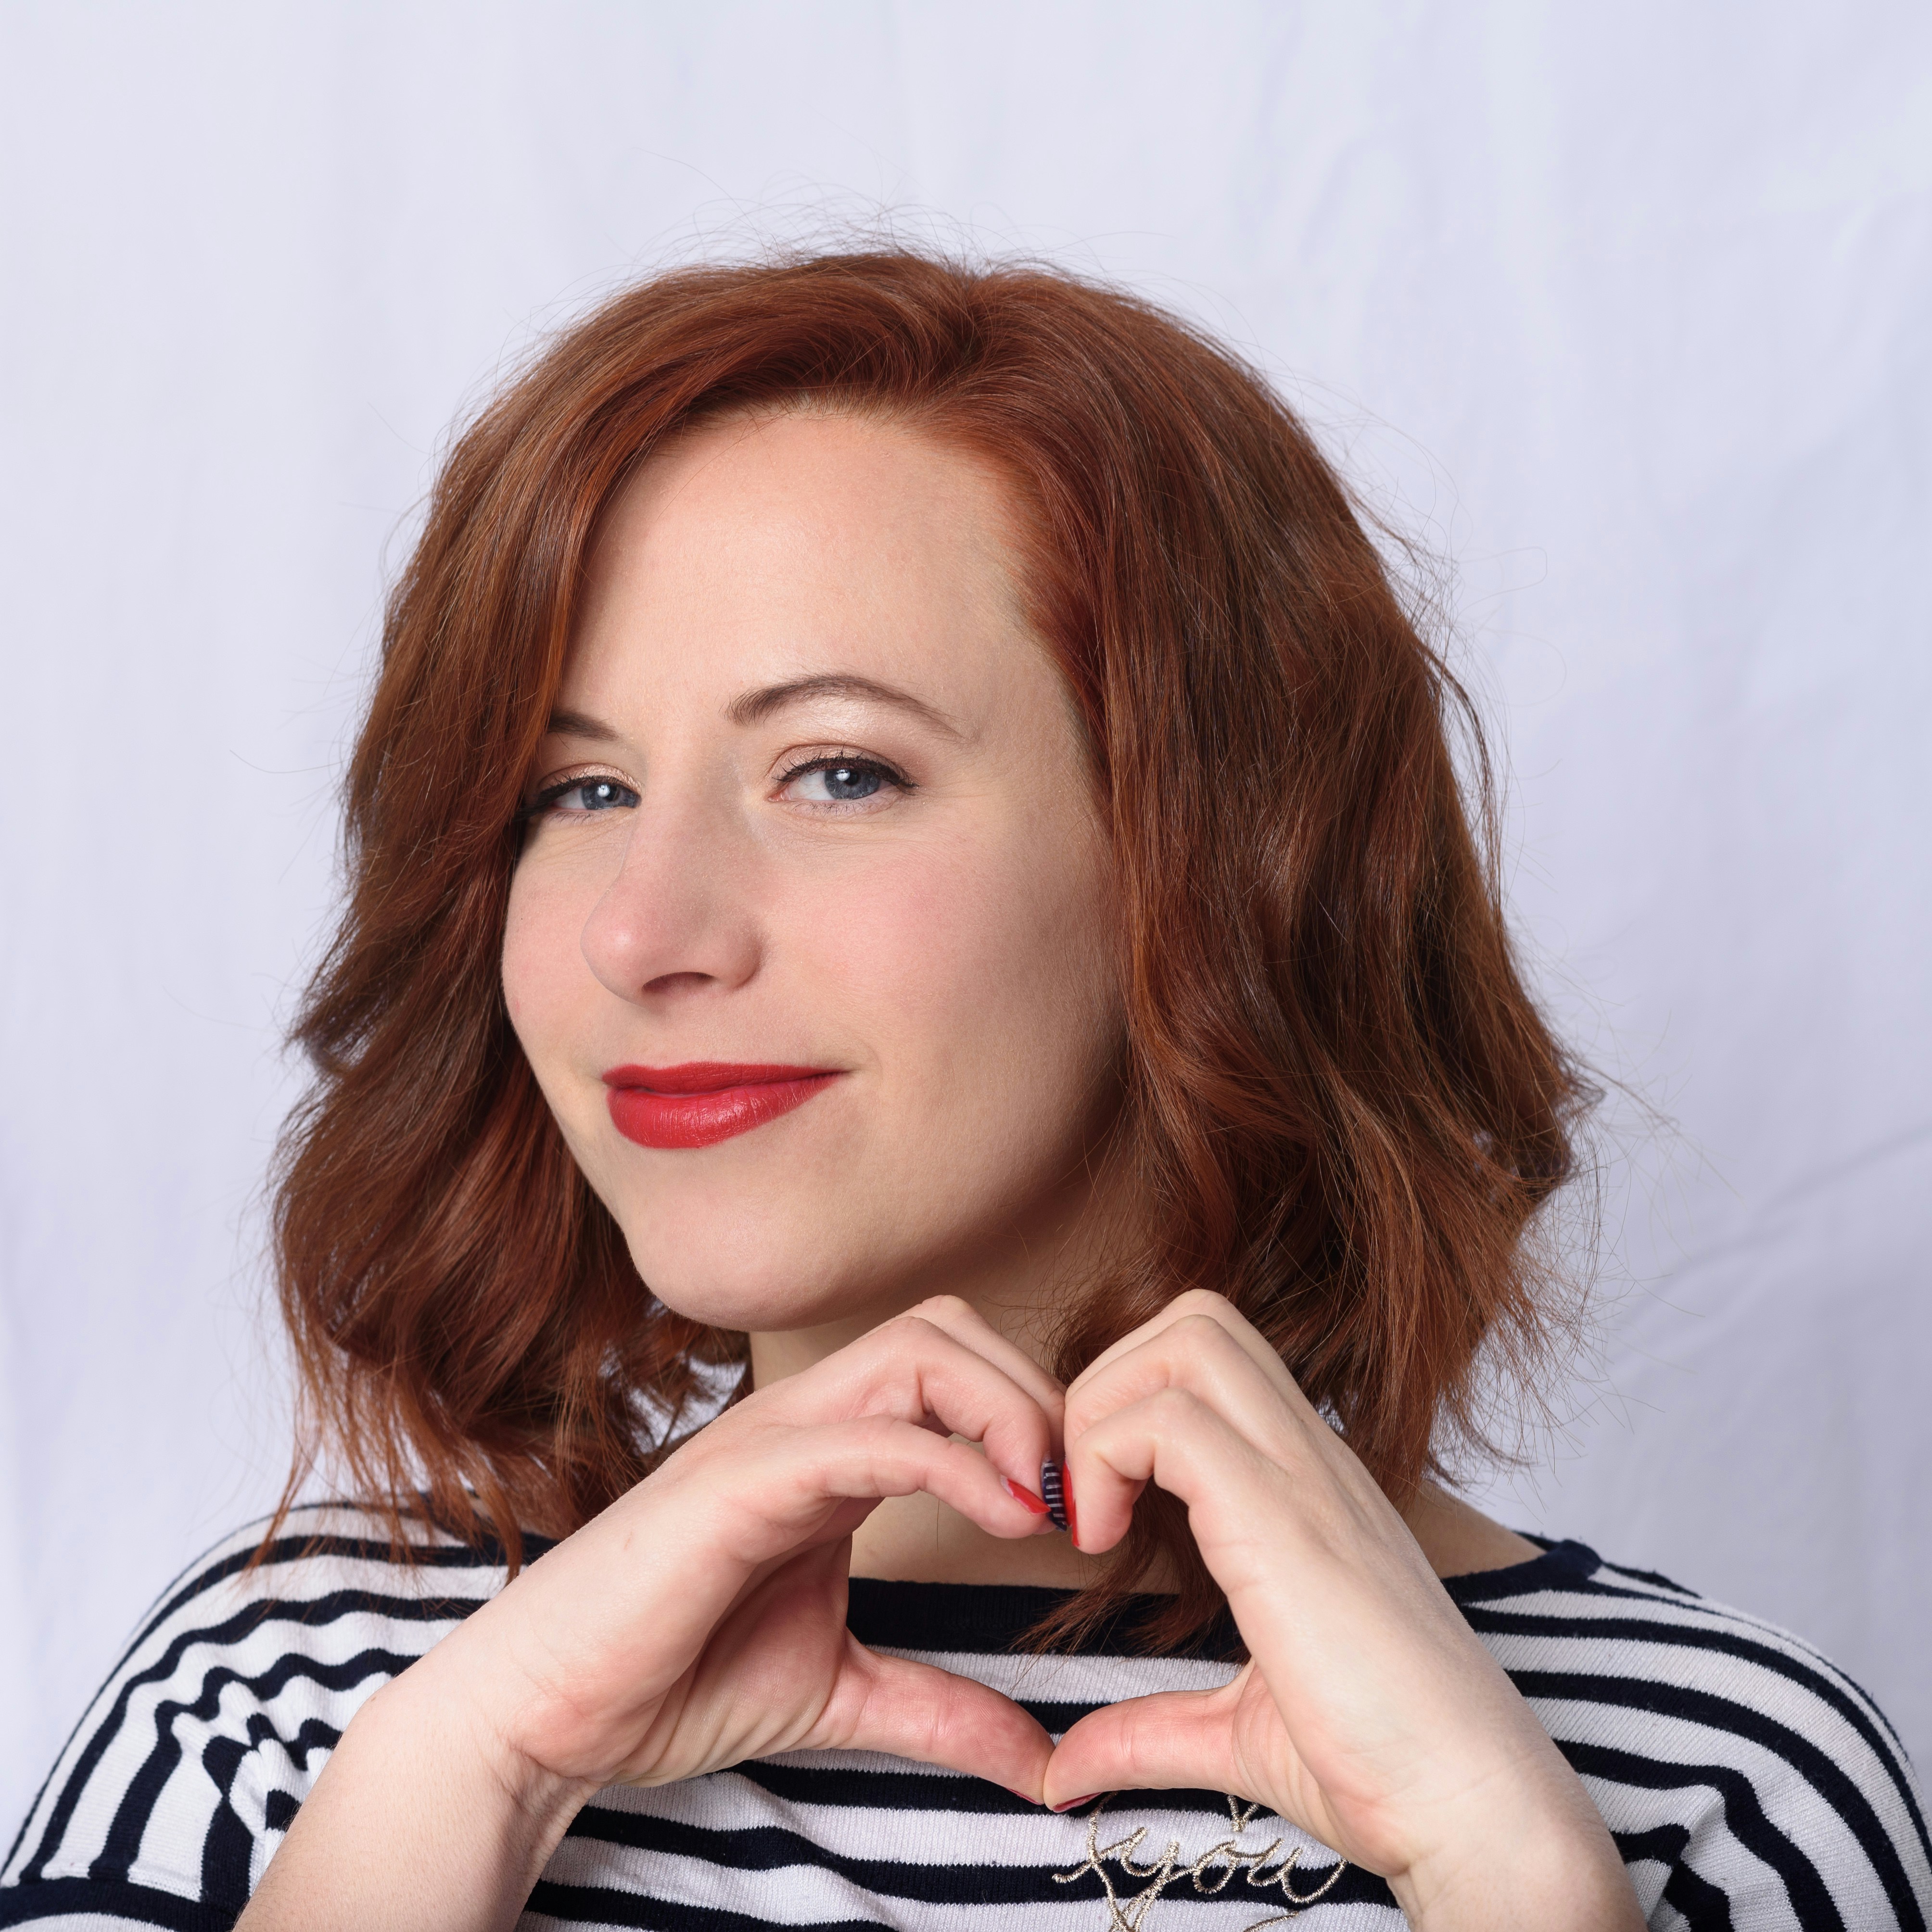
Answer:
[{"left": 3, "top": 1507, "right": 1925, "bottom": 1929}]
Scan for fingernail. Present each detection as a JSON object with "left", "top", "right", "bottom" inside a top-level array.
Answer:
[
  {"left": 1051, "top": 1793, "right": 1100, "bottom": 1814},
  {"left": 1040, "top": 1458, "right": 1070, "bottom": 1533},
  {"left": 1006, "top": 1786, "right": 1042, "bottom": 1805},
  {"left": 1064, "top": 1466, "right": 1079, "bottom": 1549},
  {"left": 1002, "top": 1477, "right": 1050, "bottom": 1516}
]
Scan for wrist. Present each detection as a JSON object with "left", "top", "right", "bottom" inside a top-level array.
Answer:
[
  {"left": 242, "top": 1646, "right": 596, "bottom": 1930},
  {"left": 1387, "top": 1778, "right": 1641, "bottom": 1932},
  {"left": 388, "top": 1630, "right": 601, "bottom": 1826}
]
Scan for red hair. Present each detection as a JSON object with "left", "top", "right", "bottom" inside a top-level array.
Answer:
[{"left": 271, "top": 250, "right": 1588, "bottom": 1646}]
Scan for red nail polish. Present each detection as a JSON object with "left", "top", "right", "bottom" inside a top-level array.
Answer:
[
  {"left": 1051, "top": 1793, "right": 1100, "bottom": 1814},
  {"left": 1064, "top": 1466, "right": 1079, "bottom": 1548},
  {"left": 1006, "top": 1786, "right": 1042, "bottom": 1805},
  {"left": 1002, "top": 1477, "right": 1050, "bottom": 1516}
]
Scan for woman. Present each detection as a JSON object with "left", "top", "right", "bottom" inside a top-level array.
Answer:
[{"left": 3, "top": 252, "right": 1923, "bottom": 1932}]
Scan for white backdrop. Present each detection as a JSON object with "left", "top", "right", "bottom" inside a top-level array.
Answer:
[{"left": 2, "top": 2, "right": 1929, "bottom": 1833}]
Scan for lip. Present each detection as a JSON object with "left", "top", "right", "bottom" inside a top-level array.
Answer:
[{"left": 600, "top": 1062, "right": 842, "bottom": 1150}]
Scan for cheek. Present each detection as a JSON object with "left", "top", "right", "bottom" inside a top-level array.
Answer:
[
  {"left": 502, "top": 864, "right": 591, "bottom": 1067},
  {"left": 825, "top": 820, "right": 1119, "bottom": 1131}
]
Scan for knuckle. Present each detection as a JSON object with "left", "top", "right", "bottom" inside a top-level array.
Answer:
[
  {"left": 1170, "top": 1312, "right": 1227, "bottom": 1345},
  {"left": 870, "top": 1312, "right": 944, "bottom": 1363},
  {"left": 1169, "top": 1288, "right": 1233, "bottom": 1319},
  {"left": 1165, "top": 1313, "right": 1242, "bottom": 1368},
  {"left": 911, "top": 1293, "right": 974, "bottom": 1325}
]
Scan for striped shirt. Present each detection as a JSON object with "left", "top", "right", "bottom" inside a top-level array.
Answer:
[{"left": 2, "top": 1505, "right": 1926, "bottom": 1929}]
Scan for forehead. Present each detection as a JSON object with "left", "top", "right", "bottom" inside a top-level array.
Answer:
[{"left": 566, "top": 411, "right": 1032, "bottom": 711}]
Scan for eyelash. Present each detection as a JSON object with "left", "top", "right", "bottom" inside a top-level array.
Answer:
[
  {"left": 516, "top": 753, "right": 914, "bottom": 822},
  {"left": 518, "top": 773, "right": 640, "bottom": 822},
  {"left": 771, "top": 753, "right": 914, "bottom": 803}
]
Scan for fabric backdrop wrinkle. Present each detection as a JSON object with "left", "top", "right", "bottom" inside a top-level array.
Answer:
[{"left": 1, "top": 0, "right": 1927, "bottom": 1831}]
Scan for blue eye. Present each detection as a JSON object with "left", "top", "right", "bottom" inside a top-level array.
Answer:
[
  {"left": 532, "top": 776, "right": 640, "bottom": 817},
  {"left": 776, "top": 757, "right": 906, "bottom": 807},
  {"left": 811, "top": 764, "right": 881, "bottom": 801}
]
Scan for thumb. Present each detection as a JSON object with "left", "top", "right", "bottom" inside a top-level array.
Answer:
[
  {"left": 1043, "top": 1682, "right": 1249, "bottom": 1811},
  {"left": 821, "top": 1641, "right": 1055, "bottom": 1801}
]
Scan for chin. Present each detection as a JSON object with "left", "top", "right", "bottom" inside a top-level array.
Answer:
[
  {"left": 613, "top": 1211, "right": 905, "bottom": 1337},
  {"left": 632, "top": 1268, "right": 893, "bottom": 1339}
]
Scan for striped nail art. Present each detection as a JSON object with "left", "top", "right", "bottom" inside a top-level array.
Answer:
[{"left": 1039, "top": 1458, "right": 1070, "bottom": 1533}]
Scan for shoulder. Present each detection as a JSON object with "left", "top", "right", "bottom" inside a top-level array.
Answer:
[
  {"left": 1452, "top": 1541, "right": 1932, "bottom": 1930},
  {"left": 0, "top": 1504, "right": 509, "bottom": 1926}
]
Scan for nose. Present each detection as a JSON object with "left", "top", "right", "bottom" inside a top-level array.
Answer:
[{"left": 578, "top": 792, "right": 763, "bottom": 1004}]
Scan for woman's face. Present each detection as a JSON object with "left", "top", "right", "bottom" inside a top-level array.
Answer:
[{"left": 503, "top": 411, "right": 1123, "bottom": 1341}]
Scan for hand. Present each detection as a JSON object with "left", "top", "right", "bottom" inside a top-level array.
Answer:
[
  {"left": 419, "top": 1296, "right": 1063, "bottom": 1797},
  {"left": 1040, "top": 1292, "right": 1643, "bottom": 1931},
  {"left": 242, "top": 1298, "right": 1065, "bottom": 1930}
]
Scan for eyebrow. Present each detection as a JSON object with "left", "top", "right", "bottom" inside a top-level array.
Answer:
[
  {"left": 544, "top": 674, "right": 965, "bottom": 746},
  {"left": 544, "top": 707, "right": 624, "bottom": 742},
  {"left": 724, "top": 673, "right": 965, "bottom": 740}
]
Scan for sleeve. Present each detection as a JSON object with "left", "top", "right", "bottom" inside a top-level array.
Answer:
[
  {"left": 1613, "top": 1734, "right": 1932, "bottom": 1932},
  {"left": 1556, "top": 1624, "right": 1931, "bottom": 1930},
  {"left": 1622, "top": 1635, "right": 1932, "bottom": 1932},
  {"left": 0, "top": 1512, "right": 488, "bottom": 1928},
  {"left": 1464, "top": 1556, "right": 1932, "bottom": 1932}
]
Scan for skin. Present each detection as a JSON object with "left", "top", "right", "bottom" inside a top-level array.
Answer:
[{"left": 240, "top": 413, "right": 1641, "bottom": 1929}]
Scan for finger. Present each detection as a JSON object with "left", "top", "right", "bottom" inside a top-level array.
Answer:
[
  {"left": 823, "top": 1642, "right": 1055, "bottom": 1798},
  {"left": 886, "top": 1295, "right": 1068, "bottom": 1429},
  {"left": 723, "top": 1413, "right": 1068, "bottom": 1554},
  {"left": 785, "top": 1316, "right": 1059, "bottom": 1501},
  {"left": 1065, "top": 1316, "right": 1322, "bottom": 1488},
  {"left": 1057, "top": 1385, "right": 1271, "bottom": 1556},
  {"left": 1061, "top": 1390, "right": 1423, "bottom": 1637},
  {"left": 1067, "top": 1288, "right": 1306, "bottom": 1416},
  {"left": 1043, "top": 1683, "right": 1253, "bottom": 1813}
]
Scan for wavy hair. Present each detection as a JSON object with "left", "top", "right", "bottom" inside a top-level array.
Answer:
[{"left": 270, "top": 249, "right": 1589, "bottom": 1647}]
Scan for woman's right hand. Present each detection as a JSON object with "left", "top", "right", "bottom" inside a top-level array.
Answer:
[
  {"left": 458, "top": 1294, "right": 1063, "bottom": 1790},
  {"left": 241, "top": 1297, "right": 1061, "bottom": 1930}
]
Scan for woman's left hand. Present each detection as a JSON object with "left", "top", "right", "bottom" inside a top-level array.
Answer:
[{"left": 1041, "top": 1292, "right": 1643, "bottom": 1932}]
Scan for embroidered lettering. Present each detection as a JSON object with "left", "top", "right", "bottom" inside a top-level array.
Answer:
[{"left": 1055, "top": 1795, "right": 1347, "bottom": 1929}]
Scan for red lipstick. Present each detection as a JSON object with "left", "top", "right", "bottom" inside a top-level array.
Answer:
[{"left": 601, "top": 1063, "right": 840, "bottom": 1150}]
